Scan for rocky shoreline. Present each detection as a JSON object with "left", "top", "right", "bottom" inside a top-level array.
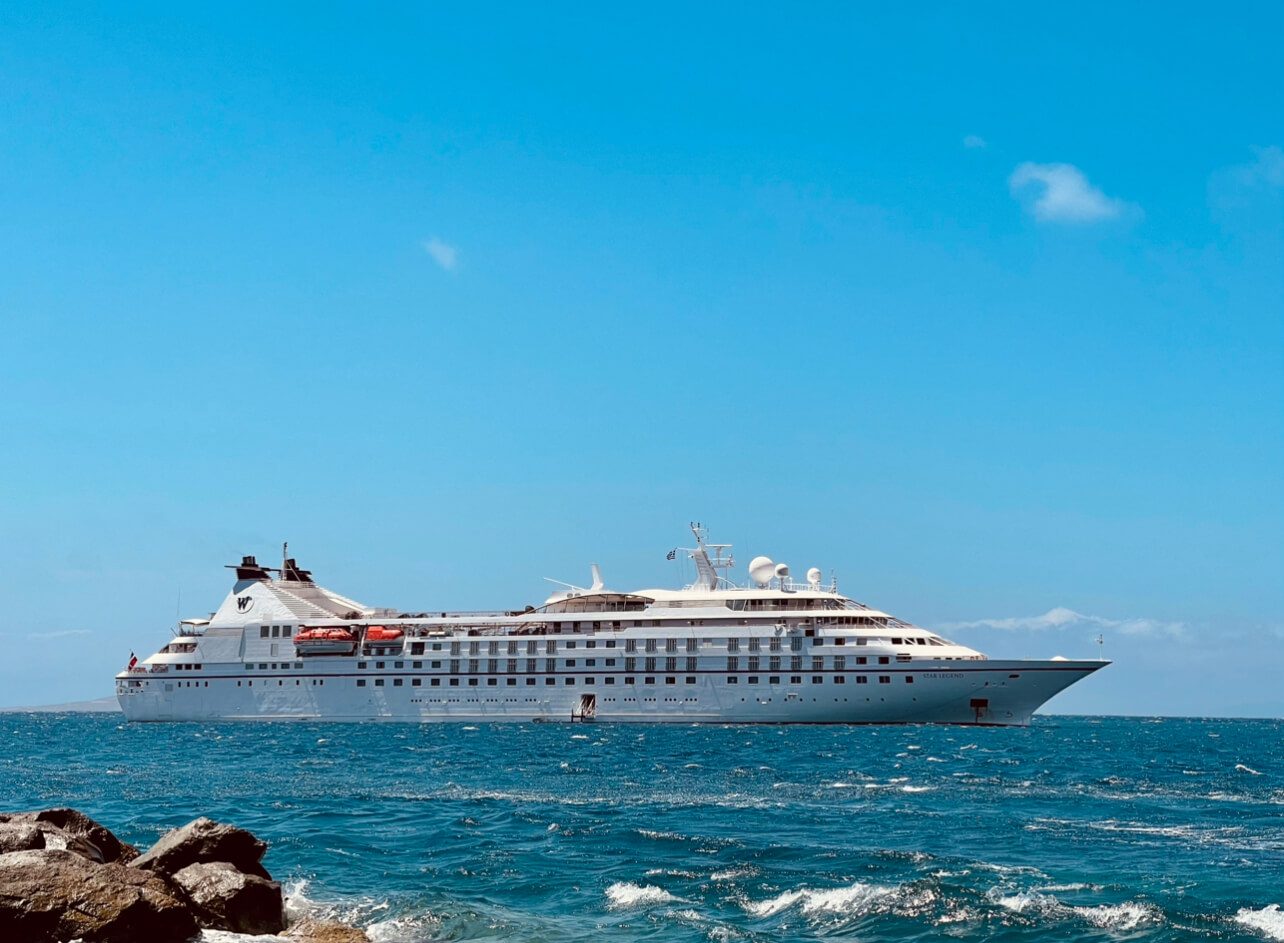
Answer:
[{"left": 0, "top": 809, "right": 366, "bottom": 942}]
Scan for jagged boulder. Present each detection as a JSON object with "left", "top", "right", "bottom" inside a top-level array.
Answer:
[
  {"left": 171, "top": 860, "right": 285, "bottom": 934},
  {"left": 0, "top": 848, "right": 196, "bottom": 943},
  {"left": 0, "top": 809, "right": 137, "bottom": 863},
  {"left": 0, "top": 822, "right": 45, "bottom": 853},
  {"left": 285, "top": 917, "right": 372, "bottom": 942},
  {"left": 130, "top": 816, "right": 270, "bottom": 879}
]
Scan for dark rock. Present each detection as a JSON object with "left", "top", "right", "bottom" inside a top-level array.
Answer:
[
  {"left": 0, "top": 848, "right": 196, "bottom": 943},
  {"left": 0, "top": 822, "right": 45, "bottom": 853},
  {"left": 284, "top": 917, "right": 371, "bottom": 942},
  {"left": 0, "top": 809, "right": 138, "bottom": 863},
  {"left": 172, "top": 860, "right": 285, "bottom": 934},
  {"left": 130, "top": 816, "right": 270, "bottom": 879}
]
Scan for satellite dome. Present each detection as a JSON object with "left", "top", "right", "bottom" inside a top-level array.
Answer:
[
  {"left": 773, "top": 563, "right": 790, "bottom": 580},
  {"left": 748, "top": 556, "right": 775, "bottom": 587},
  {"left": 806, "top": 567, "right": 822, "bottom": 588}
]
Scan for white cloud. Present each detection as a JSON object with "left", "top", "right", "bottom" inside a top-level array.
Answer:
[
  {"left": 1009, "top": 162, "right": 1131, "bottom": 223},
  {"left": 963, "top": 134, "right": 987, "bottom": 149},
  {"left": 1230, "top": 145, "right": 1284, "bottom": 188},
  {"left": 422, "top": 237, "right": 458, "bottom": 271},
  {"left": 938, "top": 607, "right": 1185, "bottom": 637}
]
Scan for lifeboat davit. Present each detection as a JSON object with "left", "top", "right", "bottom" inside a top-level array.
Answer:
[
  {"left": 364, "top": 626, "right": 404, "bottom": 642},
  {"left": 294, "top": 627, "right": 358, "bottom": 656}
]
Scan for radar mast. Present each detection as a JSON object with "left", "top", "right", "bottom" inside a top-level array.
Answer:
[{"left": 687, "top": 522, "right": 734, "bottom": 591}]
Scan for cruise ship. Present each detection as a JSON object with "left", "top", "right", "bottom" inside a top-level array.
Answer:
[{"left": 115, "top": 526, "right": 1107, "bottom": 724}]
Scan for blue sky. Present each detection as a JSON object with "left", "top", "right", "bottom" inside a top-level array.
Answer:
[{"left": 1, "top": 2, "right": 1280, "bottom": 715}]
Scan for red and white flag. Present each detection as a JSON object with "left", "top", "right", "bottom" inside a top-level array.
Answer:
[{"left": 127, "top": 653, "right": 138, "bottom": 670}]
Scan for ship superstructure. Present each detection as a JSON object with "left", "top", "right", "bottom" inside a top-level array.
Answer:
[{"left": 116, "top": 527, "right": 1106, "bottom": 724}]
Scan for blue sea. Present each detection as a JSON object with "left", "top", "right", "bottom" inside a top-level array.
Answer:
[{"left": 1, "top": 715, "right": 1281, "bottom": 942}]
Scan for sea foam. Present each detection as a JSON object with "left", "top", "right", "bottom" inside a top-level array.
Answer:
[
  {"left": 745, "top": 882, "right": 895, "bottom": 917},
  {"left": 605, "top": 882, "right": 680, "bottom": 909},
  {"left": 1236, "top": 905, "right": 1284, "bottom": 941}
]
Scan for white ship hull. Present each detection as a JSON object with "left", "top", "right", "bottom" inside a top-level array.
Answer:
[{"left": 117, "top": 657, "right": 1101, "bottom": 725}]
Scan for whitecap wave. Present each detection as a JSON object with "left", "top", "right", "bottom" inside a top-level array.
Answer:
[
  {"left": 1072, "top": 901, "right": 1160, "bottom": 930},
  {"left": 1236, "top": 905, "right": 1284, "bottom": 941},
  {"left": 990, "top": 889, "right": 1160, "bottom": 930},
  {"left": 745, "top": 881, "right": 895, "bottom": 917},
  {"left": 605, "top": 881, "right": 680, "bottom": 909}
]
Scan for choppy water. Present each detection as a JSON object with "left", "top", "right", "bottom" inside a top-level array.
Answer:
[{"left": 0, "top": 715, "right": 1280, "bottom": 942}]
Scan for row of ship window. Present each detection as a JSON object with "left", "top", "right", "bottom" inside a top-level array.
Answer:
[
  {"left": 158, "top": 675, "right": 911, "bottom": 690},
  {"left": 397, "top": 636, "right": 929, "bottom": 655},
  {"left": 243, "top": 655, "right": 900, "bottom": 672},
  {"left": 353, "top": 675, "right": 907, "bottom": 688},
  {"left": 245, "top": 633, "right": 940, "bottom": 653}
]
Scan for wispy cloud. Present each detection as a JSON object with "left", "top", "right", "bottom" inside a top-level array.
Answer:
[
  {"left": 1208, "top": 145, "right": 1284, "bottom": 216},
  {"left": 1009, "top": 162, "right": 1133, "bottom": 223},
  {"left": 27, "top": 629, "right": 91, "bottom": 640},
  {"left": 1227, "top": 145, "right": 1284, "bottom": 188},
  {"left": 963, "top": 134, "right": 987, "bottom": 149},
  {"left": 422, "top": 237, "right": 458, "bottom": 271},
  {"left": 938, "top": 607, "right": 1185, "bottom": 637}
]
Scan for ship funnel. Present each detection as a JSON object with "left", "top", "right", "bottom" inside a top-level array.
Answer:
[{"left": 227, "top": 555, "right": 272, "bottom": 582}]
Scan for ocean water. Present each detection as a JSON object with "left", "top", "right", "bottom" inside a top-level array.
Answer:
[{"left": 0, "top": 715, "right": 1280, "bottom": 942}]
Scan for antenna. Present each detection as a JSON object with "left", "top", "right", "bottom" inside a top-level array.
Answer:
[
  {"left": 282, "top": 541, "right": 288, "bottom": 578},
  {"left": 1097, "top": 633, "right": 1104, "bottom": 661}
]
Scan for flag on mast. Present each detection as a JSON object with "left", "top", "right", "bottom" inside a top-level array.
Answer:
[
  {"left": 666, "top": 549, "right": 677, "bottom": 561},
  {"left": 127, "top": 652, "right": 138, "bottom": 670}
]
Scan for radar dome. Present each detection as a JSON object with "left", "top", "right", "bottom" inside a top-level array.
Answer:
[
  {"left": 806, "top": 567, "right": 822, "bottom": 587},
  {"left": 748, "top": 556, "right": 775, "bottom": 587},
  {"left": 774, "top": 562, "right": 790, "bottom": 580}
]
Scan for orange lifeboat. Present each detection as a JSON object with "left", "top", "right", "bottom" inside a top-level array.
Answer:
[
  {"left": 294, "top": 627, "right": 358, "bottom": 656},
  {"left": 364, "top": 626, "right": 404, "bottom": 642}
]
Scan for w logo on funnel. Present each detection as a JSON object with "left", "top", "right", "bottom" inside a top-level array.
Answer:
[{"left": 236, "top": 595, "right": 254, "bottom": 613}]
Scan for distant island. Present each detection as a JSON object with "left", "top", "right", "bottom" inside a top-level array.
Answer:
[{"left": 0, "top": 697, "right": 121, "bottom": 714}]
